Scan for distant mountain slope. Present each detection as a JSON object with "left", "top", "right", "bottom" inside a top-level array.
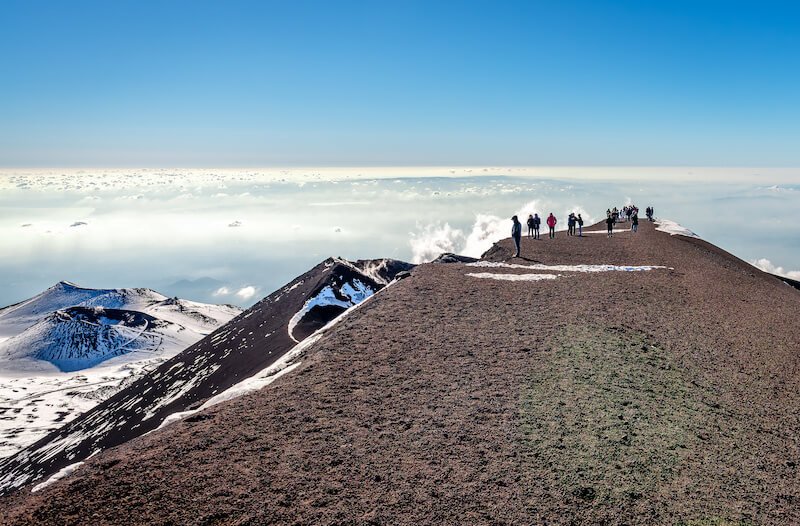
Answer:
[
  {"left": 0, "top": 285, "right": 241, "bottom": 374},
  {"left": 2, "top": 222, "right": 798, "bottom": 525},
  {"left": 0, "top": 285, "right": 242, "bottom": 459},
  {"left": 0, "top": 258, "right": 413, "bottom": 495},
  {"left": 0, "top": 282, "right": 164, "bottom": 338},
  {"left": 0, "top": 307, "right": 165, "bottom": 372}
]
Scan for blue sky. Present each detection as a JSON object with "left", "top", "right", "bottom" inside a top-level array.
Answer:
[{"left": 1, "top": 0, "right": 799, "bottom": 166}]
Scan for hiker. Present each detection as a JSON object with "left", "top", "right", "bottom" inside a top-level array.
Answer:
[
  {"left": 547, "top": 213, "right": 557, "bottom": 239},
  {"left": 567, "top": 213, "right": 575, "bottom": 236},
  {"left": 577, "top": 214, "right": 584, "bottom": 236},
  {"left": 533, "top": 213, "right": 541, "bottom": 239},
  {"left": 631, "top": 210, "right": 639, "bottom": 232},
  {"left": 527, "top": 214, "right": 535, "bottom": 238},
  {"left": 511, "top": 215, "right": 522, "bottom": 257},
  {"left": 606, "top": 214, "right": 614, "bottom": 237}
]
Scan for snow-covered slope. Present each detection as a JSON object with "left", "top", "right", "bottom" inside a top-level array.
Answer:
[
  {"left": 0, "top": 284, "right": 241, "bottom": 373},
  {"left": 0, "top": 258, "right": 414, "bottom": 494},
  {"left": 0, "top": 282, "right": 165, "bottom": 339},
  {"left": 284, "top": 258, "right": 414, "bottom": 343},
  {"left": 0, "top": 284, "right": 242, "bottom": 459},
  {"left": 147, "top": 297, "right": 241, "bottom": 333},
  {"left": 0, "top": 308, "right": 196, "bottom": 373},
  {"left": 285, "top": 258, "right": 398, "bottom": 342}
]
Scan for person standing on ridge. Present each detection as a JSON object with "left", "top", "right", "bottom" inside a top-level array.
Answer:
[
  {"left": 631, "top": 210, "right": 639, "bottom": 232},
  {"left": 511, "top": 215, "right": 522, "bottom": 257},
  {"left": 606, "top": 214, "right": 614, "bottom": 237},
  {"left": 533, "top": 213, "right": 541, "bottom": 239},
  {"left": 547, "top": 213, "right": 557, "bottom": 239},
  {"left": 567, "top": 213, "right": 575, "bottom": 236},
  {"left": 577, "top": 214, "right": 584, "bottom": 236},
  {"left": 527, "top": 214, "right": 535, "bottom": 238}
]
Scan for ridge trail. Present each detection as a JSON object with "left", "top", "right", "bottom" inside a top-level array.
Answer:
[{"left": 2, "top": 221, "right": 799, "bottom": 525}]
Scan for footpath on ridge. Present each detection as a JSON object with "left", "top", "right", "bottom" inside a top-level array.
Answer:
[{"left": 2, "top": 220, "right": 799, "bottom": 525}]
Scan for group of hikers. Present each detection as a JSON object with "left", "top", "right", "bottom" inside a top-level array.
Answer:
[
  {"left": 520, "top": 212, "right": 583, "bottom": 241},
  {"left": 510, "top": 204, "right": 656, "bottom": 257}
]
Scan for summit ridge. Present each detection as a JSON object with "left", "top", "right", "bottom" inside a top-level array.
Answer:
[{"left": 2, "top": 221, "right": 799, "bottom": 525}]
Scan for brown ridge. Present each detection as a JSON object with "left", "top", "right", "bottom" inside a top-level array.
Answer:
[{"left": 2, "top": 221, "right": 799, "bottom": 525}]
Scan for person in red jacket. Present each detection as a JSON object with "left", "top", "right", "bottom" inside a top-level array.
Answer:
[{"left": 546, "top": 213, "right": 557, "bottom": 239}]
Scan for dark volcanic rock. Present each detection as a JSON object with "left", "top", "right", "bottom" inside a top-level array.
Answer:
[
  {"left": 350, "top": 258, "right": 416, "bottom": 284},
  {"left": 393, "top": 270, "right": 413, "bottom": 280},
  {"left": 776, "top": 274, "right": 800, "bottom": 291},
  {"left": 432, "top": 252, "right": 479, "bottom": 264}
]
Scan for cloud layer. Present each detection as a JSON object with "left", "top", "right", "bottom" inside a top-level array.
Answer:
[
  {"left": 751, "top": 258, "right": 800, "bottom": 280},
  {"left": 2, "top": 169, "right": 799, "bottom": 309}
]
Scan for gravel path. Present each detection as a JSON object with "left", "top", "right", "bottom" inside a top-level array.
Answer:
[{"left": 2, "top": 221, "right": 799, "bottom": 525}]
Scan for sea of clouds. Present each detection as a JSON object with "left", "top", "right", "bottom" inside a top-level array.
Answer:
[{"left": 1, "top": 168, "right": 799, "bottom": 307}]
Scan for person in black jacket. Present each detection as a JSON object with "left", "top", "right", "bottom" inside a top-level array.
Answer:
[
  {"left": 577, "top": 214, "right": 584, "bottom": 236},
  {"left": 511, "top": 215, "right": 522, "bottom": 257},
  {"left": 606, "top": 214, "right": 614, "bottom": 238},
  {"left": 527, "top": 214, "right": 535, "bottom": 238},
  {"left": 533, "top": 213, "right": 541, "bottom": 239}
]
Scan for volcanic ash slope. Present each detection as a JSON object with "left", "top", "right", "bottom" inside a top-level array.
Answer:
[
  {"left": 0, "top": 258, "right": 412, "bottom": 496},
  {"left": 3, "top": 221, "right": 800, "bottom": 525}
]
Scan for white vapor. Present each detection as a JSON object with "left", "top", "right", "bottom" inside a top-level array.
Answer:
[
  {"left": 236, "top": 286, "right": 257, "bottom": 300},
  {"left": 751, "top": 258, "right": 800, "bottom": 280},
  {"left": 213, "top": 285, "right": 258, "bottom": 300},
  {"left": 409, "top": 223, "right": 465, "bottom": 263},
  {"left": 409, "top": 199, "right": 596, "bottom": 263},
  {"left": 461, "top": 214, "right": 507, "bottom": 258}
]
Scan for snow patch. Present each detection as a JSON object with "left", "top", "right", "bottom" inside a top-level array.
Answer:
[
  {"left": 467, "top": 272, "right": 560, "bottom": 282},
  {"left": 467, "top": 262, "right": 669, "bottom": 272},
  {"left": 287, "top": 279, "right": 375, "bottom": 342},
  {"left": 30, "top": 461, "right": 84, "bottom": 493},
  {"left": 204, "top": 362, "right": 300, "bottom": 411},
  {"left": 654, "top": 219, "right": 700, "bottom": 238}
]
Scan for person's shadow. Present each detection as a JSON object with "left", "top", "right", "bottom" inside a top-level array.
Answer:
[{"left": 511, "top": 256, "right": 542, "bottom": 263}]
